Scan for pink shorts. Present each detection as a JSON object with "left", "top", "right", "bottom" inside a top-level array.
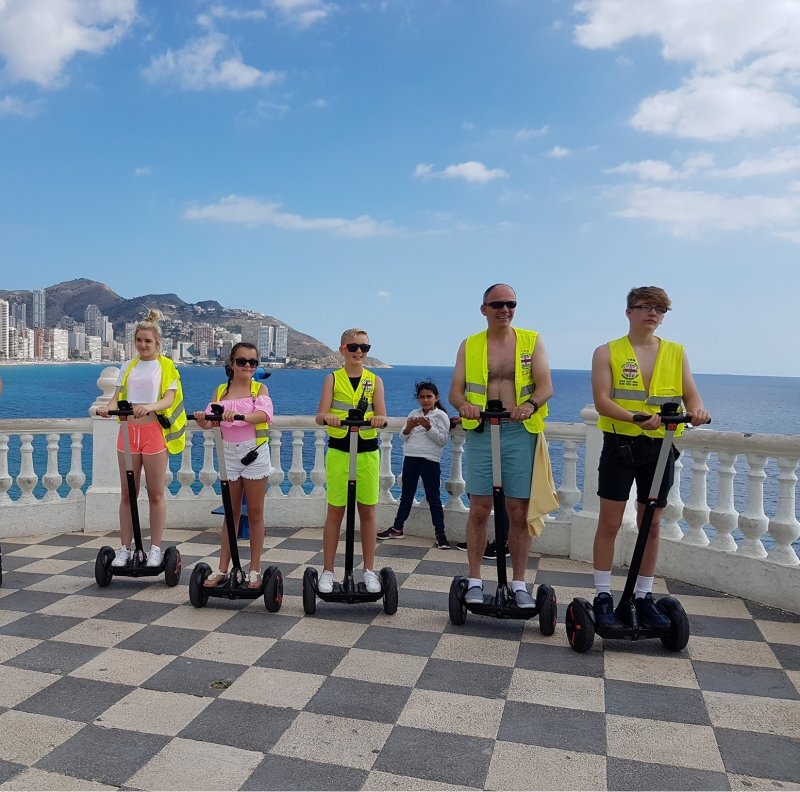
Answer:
[{"left": 117, "top": 423, "right": 166, "bottom": 455}]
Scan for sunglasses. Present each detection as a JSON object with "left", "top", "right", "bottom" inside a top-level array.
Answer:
[
  {"left": 234, "top": 357, "right": 259, "bottom": 368},
  {"left": 485, "top": 300, "right": 517, "bottom": 310},
  {"left": 345, "top": 343, "right": 371, "bottom": 353}
]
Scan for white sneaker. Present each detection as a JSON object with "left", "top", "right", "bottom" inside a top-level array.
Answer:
[
  {"left": 146, "top": 546, "right": 163, "bottom": 568},
  {"left": 363, "top": 568, "right": 381, "bottom": 594},
  {"left": 318, "top": 569, "right": 334, "bottom": 594},
  {"left": 111, "top": 546, "right": 131, "bottom": 567}
]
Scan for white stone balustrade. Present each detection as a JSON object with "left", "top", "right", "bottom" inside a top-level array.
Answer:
[{"left": 0, "top": 387, "right": 798, "bottom": 611}]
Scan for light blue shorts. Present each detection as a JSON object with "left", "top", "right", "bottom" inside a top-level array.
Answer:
[{"left": 465, "top": 422, "right": 538, "bottom": 499}]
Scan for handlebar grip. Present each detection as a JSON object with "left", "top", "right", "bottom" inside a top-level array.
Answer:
[{"left": 187, "top": 413, "right": 246, "bottom": 422}]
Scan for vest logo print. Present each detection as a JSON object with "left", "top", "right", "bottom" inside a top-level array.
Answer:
[
  {"left": 362, "top": 380, "right": 373, "bottom": 393},
  {"left": 622, "top": 359, "right": 639, "bottom": 380},
  {"left": 520, "top": 351, "right": 532, "bottom": 371}
]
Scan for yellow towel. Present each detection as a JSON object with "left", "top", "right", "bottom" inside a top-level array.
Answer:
[{"left": 526, "top": 432, "right": 559, "bottom": 537}]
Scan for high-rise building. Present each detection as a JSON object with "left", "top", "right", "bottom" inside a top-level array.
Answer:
[
  {"left": 45, "top": 328, "right": 69, "bottom": 361},
  {"left": 85, "top": 304, "right": 101, "bottom": 336},
  {"left": 32, "top": 289, "right": 46, "bottom": 328},
  {"left": 193, "top": 324, "right": 215, "bottom": 356},
  {"left": 87, "top": 335, "right": 102, "bottom": 361},
  {"left": 100, "top": 316, "right": 114, "bottom": 344},
  {"left": 258, "top": 325, "right": 274, "bottom": 361},
  {"left": 274, "top": 324, "right": 288, "bottom": 362},
  {"left": 11, "top": 301, "right": 26, "bottom": 330},
  {"left": 124, "top": 322, "right": 137, "bottom": 358},
  {"left": 0, "top": 299, "right": 9, "bottom": 358}
]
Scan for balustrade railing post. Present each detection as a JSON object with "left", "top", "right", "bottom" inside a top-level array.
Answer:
[
  {"left": 709, "top": 450, "right": 738, "bottom": 552},
  {"left": 554, "top": 437, "right": 581, "bottom": 513},
  {"left": 444, "top": 429, "right": 467, "bottom": 512},
  {"left": 17, "top": 434, "right": 37, "bottom": 503},
  {"left": 738, "top": 453, "right": 769, "bottom": 559},
  {"left": 288, "top": 430, "right": 307, "bottom": 497},
  {"left": 66, "top": 432, "right": 86, "bottom": 501},
  {"left": 42, "top": 432, "right": 62, "bottom": 501},
  {"left": 378, "top": 429, "right": 396, "bottom": 504},
  {"left": 175, "top": 429, "right": 197, "bottom": 498},
  {"left": 767, "top": 456, "right": 800, "bottom": 566},
  {"left": 198, "top": 431, "right": 217, "bottom": 495},
  {"left": 682, "top": 449, "right": 711, "bottom": 546},
  {"left": 267, "top": 429, "right": 285, "bottom": 498},
  {"left": 0, "top": 433, "right": 11, "bottom": 504},
  {"left": 660, "top": 453, "right": 684, "bottom": 541},
  {"left": 310, "top": 429, "right": 327, "bottom": 497}
]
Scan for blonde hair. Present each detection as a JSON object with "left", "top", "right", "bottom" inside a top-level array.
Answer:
[
  {"left": 136, "top": 308, "right": 164, "bottom": 352},
  {"left": 626, "top": 287, "right": 671, "bottom": 312},
  {"left": 340, "top": 328, "right": 368, "bottom": 345}
]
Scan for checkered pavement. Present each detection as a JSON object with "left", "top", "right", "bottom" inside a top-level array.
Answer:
[{"left": 0, "top": 526, "right": 798, "bottom": 791}]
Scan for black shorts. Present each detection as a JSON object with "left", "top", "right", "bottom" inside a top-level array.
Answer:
[{"left": 597, "top": 432, "right": 679, "bottom": 507}]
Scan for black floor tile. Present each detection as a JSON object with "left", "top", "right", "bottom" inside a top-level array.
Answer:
[
  {"left": 306, "top": 676, "right": 412, "bottom": 724},
  {"left": 355, "top": 625, "right": 440, "bottom": 657},
  {"left": 0, "top": 613, "right": 83, "bottom": 640},
  {"left": 255, "top": 639, "right": 349, "bottom": 676},
  {"left": 242, "top": 755, "right": 368, "bottom": 791},
  {"left": 687, "top": 615, "right": 765, "bottom": 641},
  {"left": 516, "top": 641, "right": 604, "bottom": 677},
  {"left": 693, "top": 661, "right": 800, "bottom": 700},
  {"left": 604, "top": 679, "right": 712, "bottom": 725},
  {"left": 416, "top": 658, "right": 513, "bottom": 699},
  {"left": 142, "top": 656, "right": 249, "bottom": 697},
  {"left": 716, "top": 727, "right": 800, "bottom": 783},
  {"left": 607, "top": 757, "right": 730, "bottom": 790},
  {"left": 18, "top": 676, "right": 134, "bottom": 722},
  {"left": 5, "top": 640, "right": 104, "bottom": 675},
  {"left": 115, "top": 625, "right": 208, "bottom": 656}
]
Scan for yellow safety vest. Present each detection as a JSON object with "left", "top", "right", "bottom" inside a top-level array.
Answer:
[
  {"left": 462, "top": 328, "right": 547, "bottom": 433},
  {"left": 326, "top": 368, "right": 377, "bottom": 440},
  {"left": 120, "top": 356, "right": 186, "bottom": 454},
  {"left": 215, "top": 381, "right": 270, "bottom": 443},
  {"left": 597, "top": 336, "right": 685, "bottom": 438}
]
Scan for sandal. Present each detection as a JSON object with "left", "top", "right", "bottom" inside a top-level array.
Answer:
[
  {"left": 203, "top": 569, "right": 228, "bottom": 588},
  {"left": 246, "top": 570, "right": 262, "bottom": 589}
]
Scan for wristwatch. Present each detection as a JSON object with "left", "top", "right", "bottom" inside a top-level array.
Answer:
[{"left": 527, "top": 399, "right": 539, "bottom": 413}]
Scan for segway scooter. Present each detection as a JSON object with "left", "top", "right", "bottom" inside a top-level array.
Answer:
[
  {"left": 565, "top": 403, "right": 709, "bottom": 653},
  {"left": 448, "top": 400, "right": 557, "bottom": 633},
  {"left": 302, "top": 408, "right": 398, "bottom": 615},
  {"left": 188, "top": 404, "right": 283, "bottom": 611},
  {"left": 95, "top": 401, "right": 182, "bottom": 588}
]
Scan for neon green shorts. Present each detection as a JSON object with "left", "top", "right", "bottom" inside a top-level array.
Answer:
[{"left": 325, "top": 448, "right": 380, "bottom": 506}]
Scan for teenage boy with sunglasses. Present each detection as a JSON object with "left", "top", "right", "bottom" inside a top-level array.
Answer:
[
  {"left": 591, "top": 286, "right": 710, "bottom": 628},
  {"left": 315, "top": 329, "right": 388, "bottom": 595},
  {"left": 449, "top": 284, "right": 553, "bottom": 608}
]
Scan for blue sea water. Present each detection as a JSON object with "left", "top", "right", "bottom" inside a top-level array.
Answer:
[{"left": 0, "top": 363, "right": 798, "bottom": 547}]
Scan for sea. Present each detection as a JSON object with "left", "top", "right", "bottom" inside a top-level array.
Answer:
[{"left": 1, "top": 363, "right": 798, "bottom": 548}]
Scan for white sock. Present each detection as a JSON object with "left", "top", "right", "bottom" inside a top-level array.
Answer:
[
  {"left": 593, "top": 568, "right": 612, "bottom": 596},
  {"left": 468, "top": 577, "right": 483, "bottom": 590},
  {"left": 510, "top": 580, "right": 528, "bottom": 593},
  {"left": 634, "top": 576, "right": 654, "bottom": 598}
]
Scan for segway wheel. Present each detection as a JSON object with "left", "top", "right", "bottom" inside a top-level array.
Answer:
[
  {"left": 263, "top": 566, "right": 284, "bottom": 613},
  {"left": 95, "top": 546, "right": 116, "bottom": 588},
  {"left": 380, "top": 567, "right": 398, "bottom": 615},
  {"left": 536, "top": 584, "right": 558, "bottom": 636},
  {"left": 163, "top": 546, "right": 182, "bottom": 587},
  {"left": 656, "top": 595, "right": 690, "bottom": 652},
  {"left": 448, "top": 576, "right": 468, "bottom": 625},
  {"left": 566, "top": 598, "right": 595, "bottom": 653},
  {"left": 302, "top": 567, "right": 317, "bottom": 615},
  {"left": 189, "top": 563, "right": 211, "bottom": 608}
]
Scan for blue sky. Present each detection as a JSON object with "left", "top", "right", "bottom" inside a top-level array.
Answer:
[{"left": 1, "top": 0, "right": 799, "bottom": 376}]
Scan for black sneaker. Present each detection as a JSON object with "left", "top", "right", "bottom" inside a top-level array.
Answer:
[
  {"left": 377, "top": 527, "right": 404, "bottom": 539},
  {"left": 435, "top": 535, "right": 451, "bottom": 550},
  {"left": 456, "top": 541, "right": 468, "bottom": 551},
  {"left": 592, "top": 592, "right": 617, "bottom": 627},
  {"left": 634, "top": 593, "right": 671, "bottom": 629},
  {"left": 482, "top": 541, "right": 510, "bottom": 560}
]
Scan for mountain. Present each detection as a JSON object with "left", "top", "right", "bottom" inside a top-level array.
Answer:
[{"left": 0, "top": 279, "right": 386, "bottom": 368}]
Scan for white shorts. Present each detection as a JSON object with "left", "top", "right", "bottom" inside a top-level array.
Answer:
[{"left": 222, "top": 440, "right": 275, "bottom": 482}]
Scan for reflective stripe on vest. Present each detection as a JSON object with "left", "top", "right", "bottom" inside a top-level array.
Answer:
[
  {"left": 597, "top": 336, "right": 685, "bottom": 438},
  {"left": 120, "top": 356, "right": 187, "bottom": 454},
  {"left": 215, "top": 381, "right": 270, "bottom": 443},
  {"left": 326, "top": 368, "right": 377, "bottom": 440},
  {"left": 461, "top": 328, "right": 547, "bottom": 434}
]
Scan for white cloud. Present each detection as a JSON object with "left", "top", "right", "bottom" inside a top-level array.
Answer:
[
  {"left": 574, "top": 0, "right": 800, "bottom": 141},
  {"left": 414, "top": 161, "right": 508, "bottom": 183},
  {"left": 206, "top": 5, "right": 268, "bottom": 22},
  {"left": 547, "top": 146, "right": 570, "bottom": 158},
  {"left": 515, "top": 125, "right": 549, "bottom": 140},
  {"left": 183, "top": 195, "right": 396, "bottom": 238},
  {"left": 461, "top": 120, "right": 475, "bottom": 131},
  {"left": 143, "top": 33, "right": 283, "bottom": 90},
  {"left": 614, "top": 185, "right": 800, "bottom": 239},
  {"left": 265, "top": 0, "right": 338, "bottom": 28},
  {"left": 134, "top": 165, "right": 151, "bottom": 177},
  {"left": 606, "top": 160, "right": 681, "bottom": 181},
  {"left": 0, "top": 94, "right": 43, "bottom": 117},
  {"left": 0, "top": 0, "right": 136, "bottom": 87},
  {"left": 377, "top": 290, "right": 390, "bottom": 298},
  {"left": 713, "top": 147, "right": 800, "bottom": 179}
]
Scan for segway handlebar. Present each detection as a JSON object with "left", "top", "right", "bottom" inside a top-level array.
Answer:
[
  {"left": 106, "top": 399, "right": 135, "bottom": 418},
  {"left": 187, "top": 404, "right": 246, "bottom": 423},
  {"left": 339, "top": 408, "right": 388, "bottom": 429},
  {"left": 480, "top": 399, "right": 511, "bottom": 422},
  {"left": 633, "top": 402, "right": 711, "bottom": 426}
]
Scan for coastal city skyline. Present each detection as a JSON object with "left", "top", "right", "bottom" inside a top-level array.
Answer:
[{"left": 1, "top": 2, "right": 799, "bottom": 376}]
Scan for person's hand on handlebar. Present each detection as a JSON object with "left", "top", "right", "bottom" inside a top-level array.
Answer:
[
  {"left": 97, "top": 406, "right": 110, "bottom": 418},
  {"left": 323, "top": 413, "right": 341, "bottom": 427},
  {"left": 633, "top": 413, "right": 661, "bottom": 431},
  {"left": 132, "top": 403, "right": 153, "bottom": 419},
  {"left": 459, "top": 404, "right": 481, "bottom": 421},
  {"left": 370, "top": 415, "right": 388, "bottom": 428},
  {"left": 510, "top": 404, "right": 535, "bottom": 423},
  {"left": 221, "top": 409, "right": 242, "bottom": 423},
  {"left": 193, "top": 410, "right": 211, "bottom": 429},
  {"left": 689, "top": 408, "right": 711, "bottom": 426}
]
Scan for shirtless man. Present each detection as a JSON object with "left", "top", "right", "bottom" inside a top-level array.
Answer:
[
  {"left": 591, "top": 286, "right": 710, "bottom": 627},
  {"left": 449, "top": 284, "right": 553, "bottom": 607}
]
